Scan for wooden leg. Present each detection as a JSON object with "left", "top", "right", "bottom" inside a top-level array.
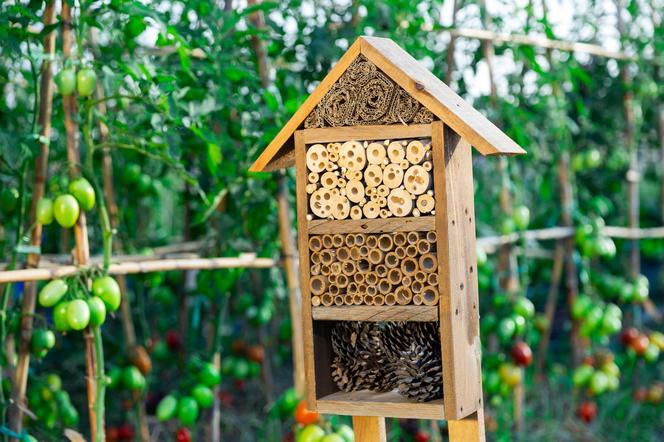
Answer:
[
  {"left": 448, "top": 409, "right": 486, "bottom": 442},
  {"left": 352, "top": 416, "right": 386, "bottom": 442}
]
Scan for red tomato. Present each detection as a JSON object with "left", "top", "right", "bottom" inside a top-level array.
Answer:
[
  {"left": 414, "top": 431, "right": 430, "bottom": 442},
  {"left": 621, "top": 327, "right": 639, "bottom": 346},
  {"left": 633, "top": 387, "right": 648, "bottom": 402},
  {"left": 117, "top": 423, "right": 134, "bottom": 440},
  {"left": 294, "top": 401, "right": 320, "bottom": 425},
  {"left": 166, "top": 329, "right": 183, "bottom": 350},
  {"left": 630, "top": 335, "right": 650, "bottom": 356},
  {"left": 176, "top": 428, "right": 192, "bottom": 442},
  {"left": 511, "top": 341, "right": 533, "bottom": 367},
  {"left": 576, "top": 401, "right": 597, "bottom": 423}
]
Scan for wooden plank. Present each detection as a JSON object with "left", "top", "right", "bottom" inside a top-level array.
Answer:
[
  {"left": 249, "top": 39, "right": 362, "bottom": 172},
  {"left": 294, "top": 130, "right": 317, "bottom": 408},
  {"left": 448, "top": 410, "right": 486, "bottom": 442},
  {"left": 432, "top": 121, "right": 482, "bottom": 420},
  {"left": 352, "top": 416, "right": 386, "bottom": 442},
  {"left": 308, "top": 216, "right": 434, "bottom": 235},
  {"left": 312, "top": 306, "right": 438, "bottom": 322},
  {"left": 360, "top": 36, "right": 525, "bottom": 157},
  {"left": 301, "top": 123, "right": 431, "bottom": 144},
  {"left": 318, "top": 390, "right": 445, "bottom": 419}
]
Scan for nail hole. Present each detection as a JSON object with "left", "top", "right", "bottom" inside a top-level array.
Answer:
[
  {"left": 455, "top": 308, "right": 459, "bottom": 315},
  {"left": 469, "top": 266, "right": 473, "bottom": 273},
  {"left": 460, "top": 283, "right": 464, "bottom": 290}
]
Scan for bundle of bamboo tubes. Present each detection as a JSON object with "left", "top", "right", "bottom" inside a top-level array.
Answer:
[
  {"left": 308, "top": 231, "right": 440, "bottom": 306},
  {"left": 305, "top": 138, "right": 436, "bottom": 220}
]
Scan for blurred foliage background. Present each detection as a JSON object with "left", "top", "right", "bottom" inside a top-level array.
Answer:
[{"left": 0, "top": 0, "right": 663, "bottom": 441}]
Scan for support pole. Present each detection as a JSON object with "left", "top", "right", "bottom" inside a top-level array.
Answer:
[{"left": 352, "top": 416, "right": 386, "bottom": 442}]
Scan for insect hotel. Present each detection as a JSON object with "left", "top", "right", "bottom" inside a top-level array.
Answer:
[{"left": 251, "top": 36, "right": 525, "bottom": 441}]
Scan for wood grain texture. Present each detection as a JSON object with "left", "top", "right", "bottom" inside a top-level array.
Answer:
[
  {"left": 432, "top": 121, "right": 483, "bottom": 420},
  {"left": 352, "top": 416, "right": 387, "bottom": 442},
  {"left": 308, "top": 216, "right": 434, "bottom": 235},
  {"left": 294, "top": 130, "right": 317, "bottom": 408},
  {"left": 318, "top": 391, "right": 445, "bottom": 419},
  {"left": 448, "top": 410, "right": 486, "bottom": 442},
  {"left": 360, "top": 37, "right": 525, "bottom": 157},
  {"left": 250, "top": 39, "right": 362, "bottom": 172},
  {"left": 312, "top": 305, "right": 438, "bottom": 322},
  {"left": 301, "top": 124, "right": 431, "bottom": 144}
]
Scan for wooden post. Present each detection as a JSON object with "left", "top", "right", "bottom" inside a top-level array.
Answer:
[
  {"left": 10, "top": 0, "right": 57, "bottom": 435},
  {"left": 352, "top": 416, "right": 386, "bottom": 442}
]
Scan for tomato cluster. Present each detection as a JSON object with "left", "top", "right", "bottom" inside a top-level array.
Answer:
[
  {"left": 572, "top": 297, "right": 623, "bottom": 340},
  {"left": 37, "top": 176, "right": 96, "bottom": 228},
  {"left": 572, "top": 354, "right": 621, "bottom": 396},
  {"left": 55, "top": 66, "right": 97, "bottom": 97},
  {"left": 27, "top": 374, "right": 79, "bottom": 430},
  {"left": 621, "top": 328, "right": 662, "bottom": 363}
]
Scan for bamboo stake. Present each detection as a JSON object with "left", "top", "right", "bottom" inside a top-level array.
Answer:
[
  {"left": 10, "top": 1, "right": 57, "bottom": 435},
  {"left": 535, "top": 243, "right": 564, "bottom": 377}
]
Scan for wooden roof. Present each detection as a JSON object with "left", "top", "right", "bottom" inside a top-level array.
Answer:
[{"left": 250, "top": 36, "right": 525, "bottom": 172}]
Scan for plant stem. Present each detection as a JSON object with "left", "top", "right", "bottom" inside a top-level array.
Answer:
[{"left": 92, "top": 325, "right": 106, "bottom": 442}]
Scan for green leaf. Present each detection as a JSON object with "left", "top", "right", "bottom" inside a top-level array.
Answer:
[{"left": 207, "top": 143, "right": 222, "bottom": 174}]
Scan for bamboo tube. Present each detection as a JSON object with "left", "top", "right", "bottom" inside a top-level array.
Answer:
[
  {"left": 310, "top": 252, "right": 321, "bottom": 265},
  {"left": 378, "top": 234, "right": 394, "bottom": 252},
  {"left": 327, "top": 142, "right": 341, "bottom": 154},
  {"left": 402, "top": 276, "right": 412, "bottom": 286},
  {"left": 327, "top": 274, "right": 337, "bottom": 285},
  {"left": 309, "top": 276, "right": 327, "bottom": 295},
  {"left": 417, "top": 194, "right": 435, "bottom": 214},
  {"left": 337, "top": 247, "right": 351, "bottom": 262},
  {"left": 415, "top": 271, "right": 427, "bottom": 283},
  {"left": 387, "top": 141, "right": 405, "bottom": 162},
  {"left": 344, "top": 294, "right": 354, "bottom": 305},
  {"left": 321, "top": 235, "right": 334, "bottom": 248},
  {"left": 357, "top": 258, "right": 371, "bottom": 272},
  {"left": 383, "top": 163, "right": 404, "bottom": 188},
  {"left": 387, "top": 188, "right": 413, "bottom": 217},
  {"left": 404, "top": 165, "right": 430, "bottom": 195},
  {"left": 359, "top": 246, "right": 369, "bottom": 257},
  {"left": 394, "top": 232, "right": 407, "bottom": 247},
  {"left": 353, "top": 294, "right": 364, "bottom": 305},
  {"left": 339, "top": 140, "right": 366, "bottom": 171},
  {"left": 308, "top": 172, "right": 320, "bottom": 183},
  {"left": 310, "top": 264, "right": 321, "bottom": 276},
  {"left": 311, "top": 296, "right": 321, "bottom": 307},
  {"left": 357, "top": 284, "right": 367, "bottom": 294},
  {"left": 419, "top": 253, "right": 438, "bottom": 273},
  {"left": 306, "top": 144, "right": 329, "bottom": 172},
  {"left": 350, "top": 206, "right": 362, "bottom": 220},
  {"left": 308, "top": 236, "right": 323, "bottom": 252},
  {"left": 320, "top": 293, "right": 334, "bottom": 307},
  {"left": 426, "top": 231, "right": 437, "bottom": 243},
  {"left": 407, "top": 232, "right": 420, "bottom": 244},
  {"left": 332, "top": 234, "right": 345, "bottom": 248},
  {"left": 378, "top": 279, "right": 392, "bottom": 295},
  {"left": 412, "top": 281, "right": 423, "bottom": 294},
  {"left": 416, "top": 239, "right": 430, "bottom": 254},
  {"left": 325, "top": 162, "right": 338, "bottom": 172},
  {"left": 306, "top": 183, "right": 318, "bottom": 194},
  {"left": 374, "top": 295, "right": 386, "bottom": 306},
  {"left": 400, "top": 159, "right": 410, "bottom": 169},
  {"left": 379, "top": 209, "right": 390, "bottom": 219},
  {"left": 336, "top": 274, "right": 349, "bottom": 288},
  {"left": 365, "top": 272, "right": 379, "bottom": 286},
  {"left": 365, "top": 235, "right": 378, "bottom": 248},
  {"left": 320, "top": 265, "right": 330, "bottom": 275},
  {"left": 353, "top": 272, "right": 365, "bottom": 284},
  {"left": 350, "top": 246, "right": 361, "bottom": 260},
  {"left": 377, "top": 197, "right": 387, "bottom": 207},
  {"left": 334, "top": 295, "right": 344, "bottom": 306},
  {"left": 328, "top": 284, "right": 340, "bottom": 296},
  {"left": 366, "top": 285, "right": 378, "bottom": 296},
  {"left": 337, "top": 178, "right": 347, "bottom": 189},
  {"left": 387, "top": 268, "right": 402, "bottom": 285},
  {"left": 412, "top": 208, "right": 421, "bottom": 217},
  {"left": 368, "top": 249, "right": 383, "bottom": 265},
  {"left": 384, "top": 293, "right": 397, "bottom": 306},
  {"left": 395, "top": 247, "right": 407, "bottom": 259},
  {"left": 319, "top": 250, "right": 335, "bottom": 265},
  {"left": 385, "top": 252, "right": 399, "bottom": 269},
  {"left": 332, "top": 196, "right": 350, "bottom": 220},
  {"left": 421, "top": 286, "right": 440, "bottom": 306},
  {"left": 375, "top": 265, "right": 388, "bottom": 277},
  {"left": 347, "top": 282, "right": 358, "bottom": 294},
  {"left": 427, "top": 273, "right": 439, "bottom": 286},
  {"left": 330, "top": 262, "right": 341, "bottom": 276},
  {"left": 401, "top": 258, "right": 418, "bottom": 275},
  {"left": 342, "top": 261, "right": 356, "bottom": 275},
  {"left": 364, "top": 164, "right": 383, "bottom": 187},
  {"left": 413, "top": 294, "right": 423, "bottom": 305},
  {"left": 377, "top": 184, "right": 389, "bottom": 197},
  {"left": 354, "top": 233, "right": 366, "bottom": 246},
  {"left": 395, "top": 286, "right": 413, "bottom": 305},
  {"left": 346, "top": 180, "right": 365, "bottom": 203},
  {"left": 366, "top": 186, "right": 376, "bottom": 197},
  {"left": 422, "top": 161, "right": 432, "bottom": 172},
  {"left": 406, "top": 245, "right": 418, "bottom": 258},
  {"left": 344, "top": 234, "right": 355, "bottom": 247},
  {"left": 406, "top": 140, "right": 426, "bottom": 164},
  {"left": 363, "top": 294, "right": 374, "bottom": 305},
  {"left": 367, "top": 142, "right": 387, "bottom": 164},
  {"left": 362, "top": 201, "right": 381, "bottom": 219}
]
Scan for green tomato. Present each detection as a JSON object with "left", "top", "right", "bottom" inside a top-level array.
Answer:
[
  {"left": 123, "top": 366, "right": 146, "bottom": 391},
  {"left": 68, "top": 177, "right": 96, "bottom": 211},
  {"left": 585, "top": 148, "right": 601, "bottom": 168},
  {"left": 248, "top": 360, "right": 261, "bottom": 378},
  {"left": 156, "top": 394, "right": 178, "bottom": 421},
  {"left": 512, "top": 205, "right": 530, "bottom": 230},
  {"left": 606, "top": 374, "right": 619, "bottom": 391},
  {"left": 572, "top": 365, "right": 594, "bottom": 387},
  {"left": 644, "top": 343, "right": 660, "bottom": 363},
  {"left": 632, "top": 275, "right": 649, "bottom": 302},
  {"left": 600, "top": 314, "right": 621, "bottom": 336},
  {"left": 31, "top": 329, "right": 56, "bottom": 354},
  {"left": 497, "top": 317, "right": 516, "bottom": 342},
  {"left": 60, "top": 403, "right": 79, "bottom": 427},
  {"left": 485, "top": 371, "right": 501, "bottom": 394},
  {"left": 619, "top": 283, "right": 635, "bottom": 302},
  {"left": 137, "top": 174, "right": 152, "bottom": 195},
  {"left": 87, "top": 296, "right": 107, "bottom": 326},
  {"left": 500, "top": 218, "right": 516, "bottom": 235},
  {"left": 278, "top": 387, "right": 300, "bottom": 417},
  {"left": 336, "top": 424, "right": 354, "bottom": 442},
  {"left": 107, "top": 366, "right": 123, "bottom": 389},
  {"left": 92, "top": 276, "right": 122, "bottom": 311},
  {"left": 76, "top": 68, "right": 97, "bottom": 97},
  {"left": 122, "top": 164, "right": 141, "bottom": 185},
  {"left": 601, "top": 361, "right": 620, "bottom": 378},
  {"left": 321, "top": 435, "right": 346, "bottom": 442},
  {"left": 198, "top": 362, "right": 221, "bottom": 387},
  {"left": 38, "top": 279, "right": 68, "bottom": 307},
  {"left": 192, "top": 384, "right": 214, "bottom": 408},
  {"left": 597, "top": 236, "right": 616, "bottom": 259},
  {"left": 177, "top": 396, "right": 199, "bottom": 426},
  {"left": 583, "top": 306, "right": 604, "bottom": 332},
  {"left": 514, "top": 297, "right": 535, "bottom": 319},
  {"left": 53, "top": 194, "right": 80, "bottom": 228},
  {"left": 53, "top": 302, "right": 71, "bottom": 332},
  {"left": 66, "top": 299, "right": 90, "bottom": 331},
  {"left": 512, "top": 314, "right": 526, "bottom": 336},
  {"left": 297, "top": 424, "right": 326, "bottom": 442},
  {"left": 589, "top": 371, "right": 609, "bottom": 395},
  {"left": 55, "top": 68, "right": 76, "bottom": 95},
  {"left": 36, "top": 198, "right": 54, "bottom": 225}
]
